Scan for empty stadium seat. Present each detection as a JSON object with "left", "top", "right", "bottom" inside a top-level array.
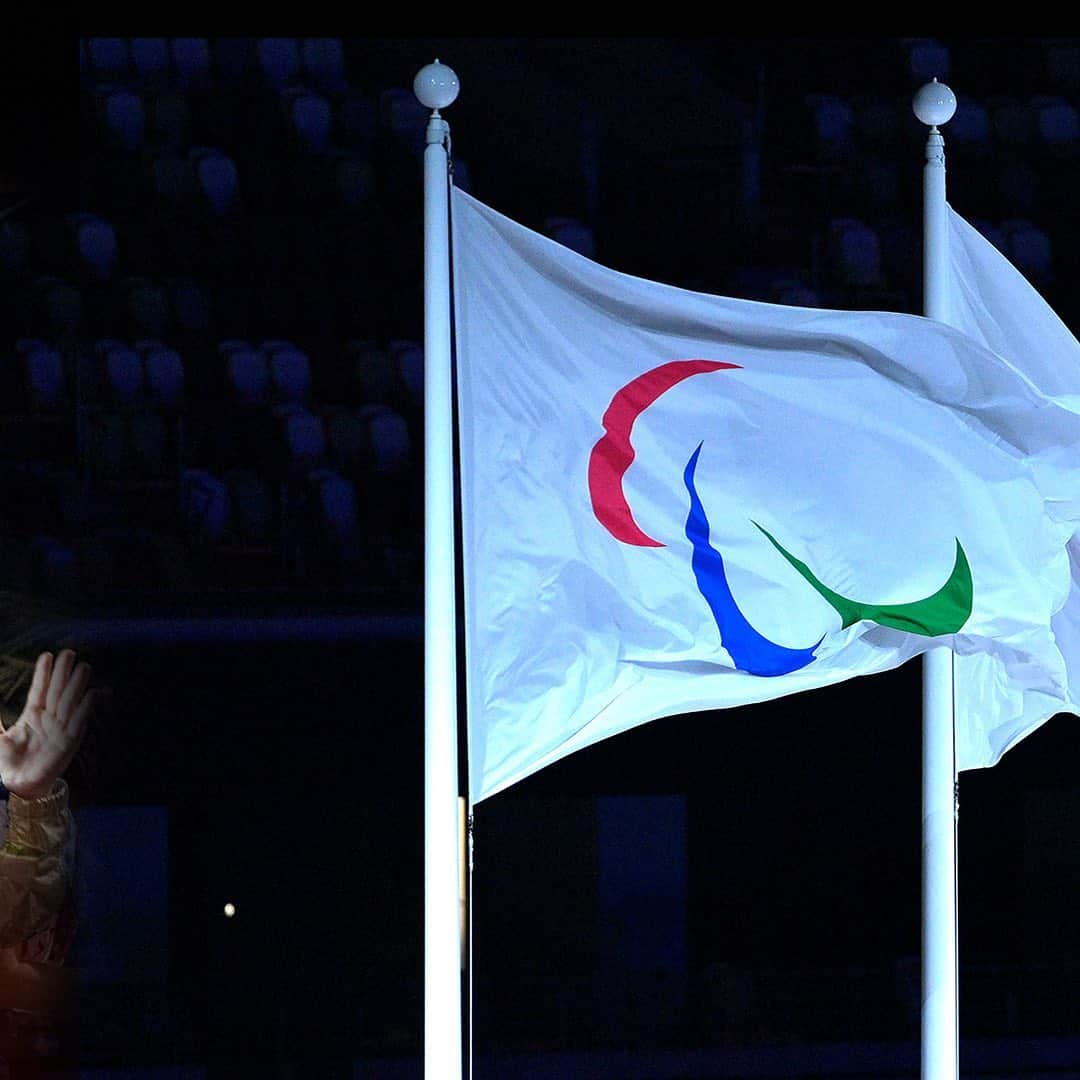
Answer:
[
  {"left": 1002, "top": 217, "right": 1054, "bottom": 284},
  {"left": 225, "top": 346, "right": 271, "bottom": 406},
  {"left": 1033, "top": 95, "right": 1080, "bottom": 156},
  {"left": 388, "top": 340, "right": 423, "bottom": 407},
  {"left": 18, "top": 341, "right": 66, "bottom": 412},
  {"left": 70, "top": 212, "right": 118, "bottom": 280},
  {"left": 947, "top": 97, "right": 991, "bottom": 157},
  {"left": 262, "top": 341, "right": 312, "bottom": 403},
  {"left": 828, "top": 217, "right": 883, "bottom": 289},
  {"left": 544, "top": 216, "right": 596, "bottom": 259},
  {"left": 256, "top": 38, "right": 301, "bottom": 90},
  {"left": 275, "top": 404, "right": 327, "bottom": 474},
  {"left": 141, "top": 342, "right": 185, "bottom": 408},
  {"left": 345, "top": 340, "right": 396, "bottom": 405},
  {"left": 181, "top": 467, "right": 230, "bottom": 544},
  {"left": 904, "top": 38, "right": 950, "bottom": 84},
  {"left": 98, "top": 339, "right": 144, "bottom": 404},
  {"left": 171, "top": 38, "right": 212, "bottom": 90},
  {"left": 85, "top": 38, "right": 129, "bottom": 84},
  {"left": 301, "top": 38, "right": 348, "bottom": 96},
  {"left": 358, "top": 403, "right": 411, "bottom": 473},
  {"left": 99, "top": 87, "right": 145, "bottom": 153},
  {"left": 379, "top": 87, "right": 428, "bottom": 155},
  {"left": 191, "top": 148, "right": 241, "bottom": 218},
  {"left": 0, "top": 219, "right": 30, "bottom": 274},
  {"left": 806, "top": 94, "right": 855, "bottom": 163},
  {"left": 282, "top": 89, "right": 333, "bottom": 155},
  {"left": 130, "top": 38, "right": 169, "bottom": 86}
]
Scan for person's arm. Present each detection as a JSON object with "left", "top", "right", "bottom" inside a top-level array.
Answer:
[{"left": 0, "top": 779, "right": 73, "bottom": 949}]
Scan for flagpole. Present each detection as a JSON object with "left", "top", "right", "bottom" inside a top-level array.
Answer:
[
  {"left": 913, "top": 78, "right": 959, "bottom": 1080},
  {"left": 415, "top": 60, "right": 464, "bottom": 1080}
]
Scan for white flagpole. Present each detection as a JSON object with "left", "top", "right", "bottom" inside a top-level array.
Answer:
[
  {"left": 913, "top": 78, "right": 959, "bottom": 1080},
  {"left": 414, "top": 60, "right": 464, "bottom": 1080}
]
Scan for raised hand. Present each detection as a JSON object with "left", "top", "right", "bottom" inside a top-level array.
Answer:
[{"left": 0, "top": 650, "right": 100, "bottom": 800}]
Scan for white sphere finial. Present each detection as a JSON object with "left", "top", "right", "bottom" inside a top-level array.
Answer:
[
  {"left": 414, "top": 60, "right": 460, "bottom": 112},
  {"left": 913, "top": 78, "right": 957, "bottom": 127}
]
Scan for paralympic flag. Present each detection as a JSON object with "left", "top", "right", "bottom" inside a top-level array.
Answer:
[
  {"left": 946, "top": 206, "right": 1080, "bottom": 770},
  {"left": 452, "top": 187, "right": 1080, "bottom": 803}
]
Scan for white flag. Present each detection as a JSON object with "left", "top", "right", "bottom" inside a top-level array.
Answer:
[
  {"left": 947, "top": 206, "right": 1080, "bottom": 769},
  {"left": 453, "top": 188, "right": 1080, "bottom": 802}
]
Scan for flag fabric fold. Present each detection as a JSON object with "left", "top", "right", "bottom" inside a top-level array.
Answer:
[
  {"left": 947, "top": 206, "right": 1080, "bottom": 770},
  {"left": 453, "top": 187, "right": 1080, "bottom": 803}
]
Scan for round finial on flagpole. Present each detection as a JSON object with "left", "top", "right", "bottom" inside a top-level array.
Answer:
[
  {"left": 913, "top": 78, "right": 956, "bottom": 127},
  {"left": 414, "top": 59, "right": 460, "bottom": 112}
]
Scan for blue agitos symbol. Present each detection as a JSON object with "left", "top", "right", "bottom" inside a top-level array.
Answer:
[{"left": 587, "top": 360, "right": 973, "bottom": 677}]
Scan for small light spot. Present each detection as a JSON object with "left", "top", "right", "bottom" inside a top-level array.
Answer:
[{"left": 224, "top": 902, "right": 236, "bottom": 918}]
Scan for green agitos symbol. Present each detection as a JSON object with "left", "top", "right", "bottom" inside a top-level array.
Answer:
[
  {"left": 589, "top": 359, "right": 975, "bottom": 677},
  {"left": 754, "top": 523, "right": 973, "bottom": 637}
]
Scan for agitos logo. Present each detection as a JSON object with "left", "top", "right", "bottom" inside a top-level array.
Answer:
[{"left": 587, "top": 360, "right": 973, "bottom": 677}]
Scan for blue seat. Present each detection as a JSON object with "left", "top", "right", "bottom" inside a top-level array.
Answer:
[
  {"left": 19, "top": 341, "right": 66, "bottom": 412},
  {"left": 322, "top": 403, "right": 371, "bottom": 478},
  {"left": 0, "top": 219, "right": 30, "bottom": 274},
  {"left": 141, "top": 342, "right": 185, "bottom": 409},
  {"left": 191, "top": 148, "right": 241, "bottom": 217},
  {"left": 1003, "top": 218, "right": 1054, "bottom": 285},
  {"left": 99, "top": 339, "right": 144, "bottom": 404},
  {"left": 225, "top": 346, "right": 270, "bottom": 406},
  {"left": 388, "top": 339, "right": 423, "bottom": 407},
  {"left": 904, "top": 38, "right": 950, "bottom": 84},
  {"left": 70, "top": 212, "right": 118, "bottom": 281},
  {"left": 130, "top": 38, "right": 169, "bottom": 86},
  {"left": 806, "top": 94, "right": 854, "bottom": 164},
  {"left": 345, "top": 339, "right": 396, "bottom": 404},
  {"left": 828, "top": 217, "right": 883, "bottom": 289},
  {"left": 256, "top": 38, "right": 300, "bottom": 90},
  {"left": 262, "top": 341, "right": 312, "bottom": 404},
  {"left": 948, "top": 97, "right": 991, "bottom": 157},
  {"left": 171, "top": 38, "right": 212, "bottom": 90},
  {"left": 544, "top": 216, "right": 596, "bottom": 259},
  {"left": 86, "top": 38, "right": 129, "bottom": 84},
  {"left": 273, "top": 404, "right": 328, "bottom": 483},
  {"left": 1034, "top": 95, "right": 1080, "bottom": 157},
  {"left": 302, "top": 37, "right": 347, "bottom": 96},
  {"left": 182, "top": 467, "right": 231, "bottom": 544},
  {"left": 358, "top": 403, "right": 411, "bottom": 473},
  {"left": 283, "top": 89, "right": 333, "bottom": 154},
  {"left": 379, "top": 87, "right": 427, "bottom": 155},
  {"left": 99, "top": 87, "right": 145, "bottom": 153}
]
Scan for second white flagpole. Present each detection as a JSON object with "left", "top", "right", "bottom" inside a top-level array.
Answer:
[
  {"left": 415, "top": 60, "right": 464, "bottom": 1080},
  {"left": 914, "top": 78, "right": 960, "bottom": 1080}
]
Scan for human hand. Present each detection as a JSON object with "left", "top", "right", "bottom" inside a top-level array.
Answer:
[{"left": 0, "top": 650, "right": 101, "bottom": 801}]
